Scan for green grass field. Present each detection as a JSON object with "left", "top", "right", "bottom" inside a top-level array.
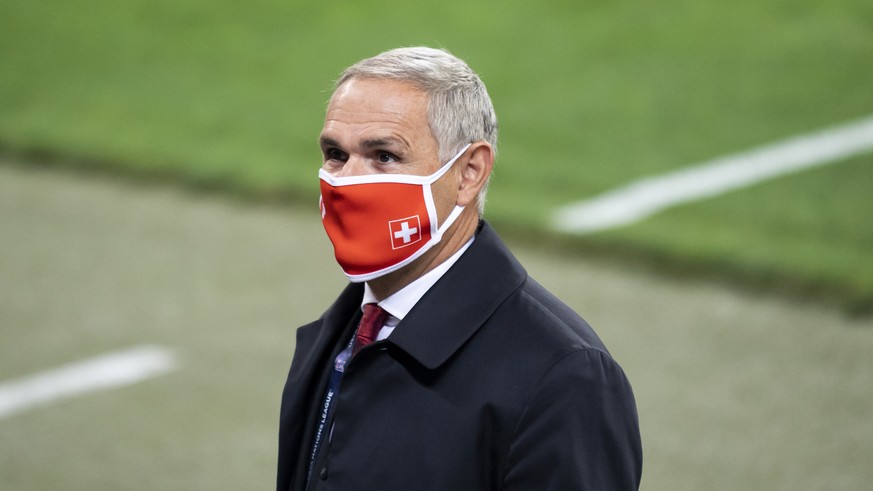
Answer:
[
  {"left": 2, "top": 0, "right": 872, "bottom": 311},
  {"left": 2, "top": 1, "right": 873, "bottom": 489}
]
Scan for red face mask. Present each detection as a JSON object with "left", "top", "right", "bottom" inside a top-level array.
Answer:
[{"left": 318, "top": 145, "right": 470, "bottom": 282}]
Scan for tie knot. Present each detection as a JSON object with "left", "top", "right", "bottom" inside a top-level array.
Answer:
[{"left": 353, "top": 303, "right": 389, "bottom": 355}]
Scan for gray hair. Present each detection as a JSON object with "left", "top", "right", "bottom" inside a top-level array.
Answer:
[{"left": 335, "top": 47, "right": 498, "bottom": 214}]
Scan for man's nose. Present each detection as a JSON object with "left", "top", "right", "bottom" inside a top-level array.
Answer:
[{"left": 335, "top": 155, "right": 372, "bottom": 177}]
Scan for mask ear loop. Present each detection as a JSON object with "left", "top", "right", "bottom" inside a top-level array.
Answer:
[
  {"left": 432, "top": 204, "right": 465, "bottom": 240},
  {"left": 426, "top": 143, "right": 473, "bottom": 184},
  {"left": 422, "top": 143, "right": 473, "bottom": 238}
]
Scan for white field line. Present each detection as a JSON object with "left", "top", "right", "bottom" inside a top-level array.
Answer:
[
  {"left": 551, "top": 114, "right": 873, "bottom": 234},
  {"left": 0, "top": 345, "right": 178, "bottom": 420}
]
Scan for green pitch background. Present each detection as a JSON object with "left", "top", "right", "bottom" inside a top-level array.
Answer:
[
  {"left": 2, "top": 0, "right": 873, "bottom": 489},
  {"left": 2, "top": 0, "right": 872, "bottom": 310}
]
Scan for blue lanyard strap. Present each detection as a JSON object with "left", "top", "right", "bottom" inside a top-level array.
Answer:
[{"left": 307, "top": 336, "right": 354, "bottom": 484}]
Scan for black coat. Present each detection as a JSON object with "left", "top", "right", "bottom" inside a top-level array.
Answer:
[{"left": 278, "top": 222, "right": 642, "bottom": 490}]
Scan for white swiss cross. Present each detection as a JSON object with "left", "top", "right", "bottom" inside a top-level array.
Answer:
[
  {"left": 394, "top": 222, "right": 418, "bottom": 243},
  {"left": 388, "top": 216, "right": 423, "bottom": 250}
]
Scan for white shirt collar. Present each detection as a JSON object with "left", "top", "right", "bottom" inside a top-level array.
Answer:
[{"left": 362, "top": 237, "right": 474, "bottom": 328}]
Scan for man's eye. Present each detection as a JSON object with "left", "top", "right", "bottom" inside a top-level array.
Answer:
[
  {"left": 325, "top": 148, "right": 347, "bottom": 162},
  {"left": 377, "top": 152, "right": 398, "bottom": 163}
]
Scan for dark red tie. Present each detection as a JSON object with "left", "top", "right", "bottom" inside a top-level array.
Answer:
[{"left": 353, "top": 303, "right": 389, "bottom": 356}]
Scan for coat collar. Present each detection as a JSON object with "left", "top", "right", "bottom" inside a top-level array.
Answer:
[
  {"left": 387, "top": 221, "right": 528, "bottom": 370},
  {"left": 295, "top": 221, "right": 528, "bottom": 372}
]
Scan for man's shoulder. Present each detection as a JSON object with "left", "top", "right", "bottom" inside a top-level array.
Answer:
[
  {"left": 494, "top": 274, "right": 611, "bottom": 358},
  {"left": 457, "top": 221, "right": 611, "bottom": 357}
]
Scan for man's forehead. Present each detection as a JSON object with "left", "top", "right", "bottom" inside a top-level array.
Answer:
[
  {"left": 321, "top": 78, "right": 436, "bottom": 151},
  {"left": 326, "top": 79, "right": 427, "bottom": 121}
]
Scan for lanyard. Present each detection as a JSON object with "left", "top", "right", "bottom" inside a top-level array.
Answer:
[{"left": 307, "top": 336, "right": 354, "bottom": 484}]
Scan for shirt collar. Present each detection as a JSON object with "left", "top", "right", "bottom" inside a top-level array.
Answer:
[{"left": 362, "top": 237, "right": 474, "bottom": 324}]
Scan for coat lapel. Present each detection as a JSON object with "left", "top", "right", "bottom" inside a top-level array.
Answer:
[
  {"left": 278, "top": 282, "right": 363, "bottom": 491},
  {"left": 389, "top": 221, "right": 528, "bottom": 370}
]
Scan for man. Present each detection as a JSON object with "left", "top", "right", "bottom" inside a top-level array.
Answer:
[{"left": 278, "top": 46, "right": 642, "bottom": 490}]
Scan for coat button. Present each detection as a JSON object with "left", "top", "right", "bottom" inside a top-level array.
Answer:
[{"left": 319, "top": 466, "right": 328, "bottom": 480}]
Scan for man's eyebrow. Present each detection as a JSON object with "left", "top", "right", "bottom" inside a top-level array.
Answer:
[
  {"left": 360, "top": 137, "right": 407, "bottom": 150},
  {"left": 319, "top": 136, "right": 341, "bottom": 149},
  {"left": 319, "top": 135, "right": 409, "bottom": 152}
]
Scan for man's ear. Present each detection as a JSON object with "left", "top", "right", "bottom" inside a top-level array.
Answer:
[{"left": 456, "top": 142, "right": 494, "bottom": 207}]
